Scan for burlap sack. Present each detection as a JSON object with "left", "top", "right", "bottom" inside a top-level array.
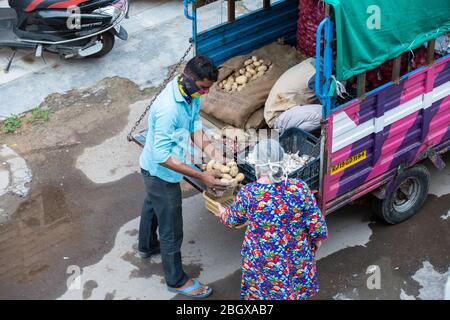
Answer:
[
  {"left": 245, "top": 107, "right": 266, "bottom": 130},
  {"left": 264, "top": 57, "right": 319, "bottom": 128},
  {"left": 201, "top": 43, "right": 305, "bottom": 128}
]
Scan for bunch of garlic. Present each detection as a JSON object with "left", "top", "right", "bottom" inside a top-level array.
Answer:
[
  {"left": 218, "top": 56, "right": 271, "bottom": 92},
  {"left": 204, "top": 160, "right": 245, "bottom": 186},
  {"left": 281, "top": 152, "right": 314, "bottom": 174},
  {"left": 245, "top": 149, "right": 314, "bottom": 175}
]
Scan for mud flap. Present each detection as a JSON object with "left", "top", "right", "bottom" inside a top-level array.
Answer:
[
  {"left": 112, "top": 26, "right": 128, "bottom": 41},
  {"left": 427, "top": 149, "right": 446, "bottom": 171}
]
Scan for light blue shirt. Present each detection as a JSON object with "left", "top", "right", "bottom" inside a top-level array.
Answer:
[{"left": 140, "top": 77, "right": 203, "bottom": 183}]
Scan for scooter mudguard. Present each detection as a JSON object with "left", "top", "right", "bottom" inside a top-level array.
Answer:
[{"left": 113, "top": 26, "right": 128, "bottom": 41}]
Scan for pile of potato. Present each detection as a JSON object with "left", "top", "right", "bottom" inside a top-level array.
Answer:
[
  {"left": 204, "top": 160, "right": 245, "bottom": 186},
  {"left": 218, "top": 56, "right": 271, "bottom": 92}
]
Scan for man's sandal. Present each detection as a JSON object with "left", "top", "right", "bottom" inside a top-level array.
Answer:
[{"left": 167, "top": 279, "right": 213, "bottom": 299}]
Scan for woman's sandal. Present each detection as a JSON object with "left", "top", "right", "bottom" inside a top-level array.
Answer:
[{"left": 167, "top": 279, "right": 213, "bottom": 299}]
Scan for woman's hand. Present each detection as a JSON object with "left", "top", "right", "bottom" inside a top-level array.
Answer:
[{"left": 211, "top": 201, "right": 227, "bottom": 219}]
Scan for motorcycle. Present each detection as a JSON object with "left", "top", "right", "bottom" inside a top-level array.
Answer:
[{"left": 0, "top": 0, "right": 129, "bottom": 63}]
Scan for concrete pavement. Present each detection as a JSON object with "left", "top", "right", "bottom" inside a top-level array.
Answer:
[{"left": 0, "top": 0, "right": 260, "bottom": 119}]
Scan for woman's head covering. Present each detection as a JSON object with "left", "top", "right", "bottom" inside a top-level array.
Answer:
[{"left": 254, "top": 139, "right": 286, "bottom": 183}]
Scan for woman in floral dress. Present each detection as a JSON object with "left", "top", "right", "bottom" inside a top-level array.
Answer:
[{"left": 214, "top": 139, "right": 328, "bottom": 300}]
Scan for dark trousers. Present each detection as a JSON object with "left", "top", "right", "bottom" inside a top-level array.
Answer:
[{"left": 138, "top": 169, "right": 189, "bottom": 288}]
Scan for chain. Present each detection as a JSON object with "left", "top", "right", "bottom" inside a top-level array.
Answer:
[{"left": 127, "top": 43, "right": 194, "bottom": 142}]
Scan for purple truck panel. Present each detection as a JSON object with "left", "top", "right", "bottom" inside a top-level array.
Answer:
[{"left": 323, "top": 55, "right": 450, "bottom": 213}]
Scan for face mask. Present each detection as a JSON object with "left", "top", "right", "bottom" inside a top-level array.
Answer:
[
  {"left": 191, "top": 89, "right": 208, "bottom": 99},
  {"left": 178, "top": 74, "right": 208, "bottom": 103}
]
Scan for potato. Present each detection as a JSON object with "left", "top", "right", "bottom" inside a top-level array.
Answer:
[
  {"left": 245, "top": 71, "right": 252, "bottom": 78},
  {"left": 259, "top": 59, "right": 264, "bottom": 64},
  {"left": 257, "top": 70, "right": 265, "bottom": 77},
  {"left": 224, "top": 83, "right": 232, "bottom": 91},
  {"left": 220, "top": 165, "right": 231, "bottom": 174},
  {"left": 257, "top": 65, "right": 268, "bottom": 72},
  {"left": 235, "top": 173, "right": 245, "bottom": 182},
  {"left": 253, "top": 61, "right": 261, "bottom": 67},
  {"left": 206, "top": 160, "right": 216, "bottom": 171},
  {"left": 226, "top": 76, "right": 235, "bottom": 84},
  {"left": 213, "top": 163, "right": 223, "bottom": 170},
  {"left": 231, "top": 83, "right": 238, "bottom": 90},
  {"left": 252, "top": 75, "right": 258, "bottom": 80},
  {"left": 252, "top": 56, "right": 258, "bottom": 62},
  {"left": 226, "top": 161, "right": 237, "bottom": 167},
  {"left": 235, "top": 75, "right": 248, "bottom": 85},
  {"left": 248, "top": 68, "right": 257, "bottom": 75},
  {"left": 244, "top": 59, "right": 253, "bottom": 66},
  {"left": 229, "top": 166, "right": 239, "bottom": 178},
  {"left": 222, "top": 174, "right": 233, "bottom": 180},
  {"left": 239, "top": 68, "right": 246, "bottom": 75}
]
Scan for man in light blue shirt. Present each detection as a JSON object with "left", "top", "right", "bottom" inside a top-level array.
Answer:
[{"left": 138, "top": 56, "right": 227, "bottom": 299}]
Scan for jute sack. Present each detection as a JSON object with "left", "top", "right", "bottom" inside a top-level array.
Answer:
[
  {"left": 264, "top": 57, "right": 319, "bottom": 128},
  {"left": 245, "top": 108, "right": 266, "bottom": 130},
  {"left": 201, "top": 43, "right": 305, "bottom": 128}
]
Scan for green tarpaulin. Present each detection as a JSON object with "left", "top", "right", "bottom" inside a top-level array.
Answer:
[{"left": 324, "top": 0, "right": 450, "bottom": 80}]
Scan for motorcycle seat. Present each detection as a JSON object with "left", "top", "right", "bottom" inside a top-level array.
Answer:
[{"left": 9, "top": 0, "right": 89, "bottom": 13}]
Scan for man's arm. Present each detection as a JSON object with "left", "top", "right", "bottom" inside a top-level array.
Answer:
[
  {"left": 161, "top": 156, "right": 228, "bottom": 190},
  {"left": 191, "top": 129, "right": 231, "bottom": 163},
  {"left": 191, "top": 129, "right": 215, "bottom": 158}
]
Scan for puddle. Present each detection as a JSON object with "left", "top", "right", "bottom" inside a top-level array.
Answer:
[{"left": 82, "top": 280, "right": 99, "bottom": 299}]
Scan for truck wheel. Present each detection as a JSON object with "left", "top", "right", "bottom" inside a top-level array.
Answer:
[
  {"left": 372, "top": 164, "right": 430, "bottom": 224},
  {"left": 89, "top": 32, "right": 115, "bottom": 58}
]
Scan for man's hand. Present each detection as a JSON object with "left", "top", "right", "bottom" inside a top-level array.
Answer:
[{"left": 201, "top": 170, "right": 229, "bottom": 191}]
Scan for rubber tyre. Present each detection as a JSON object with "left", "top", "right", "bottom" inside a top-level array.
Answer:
[
  {"left": 372, "top": 164, "right": 430, "bottom": 225},
  {"left": 88, "top": 32, "right": 115, "bottom": 58}
]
